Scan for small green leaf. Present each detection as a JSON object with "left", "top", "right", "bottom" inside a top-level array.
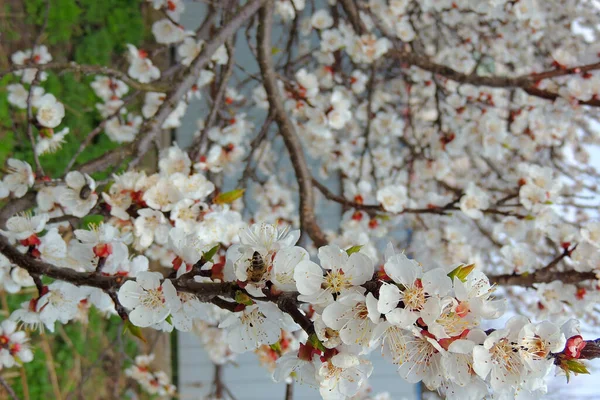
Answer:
[
  {"left": 564, "top": 359, "right": 590, "bottom": 375},
  {"left": 271, "top": 47, "right": 280, "bottom": 55},
  {"left": 203, "top": 244, "right": 220, "bottom": 263},
  {"left": 308, "top": 333, "right": 326, "bottom": 352},
  {"left": 447, "top": 263, "right": 475, "bottom": 282},
  {"left": 525, "top": 215, "right": 535, "bottom": 221},
  {"left": 165, "top": 314, "right": 173, "bottom": 325},
  {"left": 235, "top": 290, "right": 254, "bottom": 306},
  {"left": 214, "top": 189, "right": 245, "bottom": 205},
  {"left": 124, "top": 320, "right": 146, "bottom": 343},
  {"left": 81, "top": 215, "right": 104, "bottom": 230},
  {"left": 270, "top": 342, "right": 282, "bottom": 354},
  {"left": 346, "top": 245, "right": 363, "bottom": 256}
]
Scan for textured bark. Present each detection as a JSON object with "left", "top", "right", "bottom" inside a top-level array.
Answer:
[{"left": 256, "top": 1, "right": 328, "bottom": 247}]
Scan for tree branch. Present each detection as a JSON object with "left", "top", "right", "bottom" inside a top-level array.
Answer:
[
  {"left": 1, "top": 62, "right": 167, "bottom": 92},
  {"left": 0, "top": 235, "right": 120, "bottom": 290},
  {"left": 580, "top": 338, "right": 600, "bottom": 360},
  {"left": 188, "top": 40, "right": 236, "bottom": 161},
  {"left": 0, "top": 375, "right": 19, "bottom": 400},
  {"left": 256, "top": 1, "right": 327, "bottom": 247},
  {"left": 490, "top": 270, "right": 596, "bottom": 287},
  {"left": 339, "top": 0, "right": 600, "bottom": 106},
  {"left": 64, "top": 0, "right": 267, "bottom": 176},
  {"left": 313, "top": 177, "right": 525, "bottom": 218},
  {"left": 129, "top": 0, "right": 267, "bottom": 170}
]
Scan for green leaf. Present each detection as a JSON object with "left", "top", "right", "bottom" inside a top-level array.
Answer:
[
  {"left": 447, "top": 263, "right": 475, "bottom": 282},
  {"left": 235, "top": 290, "right": 254, "bottom": 306},
  {"left": 123, "top": 320, "right": 146, "bottom": 343},
  {"left": 214, "top": 189, "right": 245, "bottom": 205},
  {"left": 203, "top": 244, "right": 220, "bottom": 263},
  {"left": 271, "top": 47, "right": 281, "bottom": 55},
  {"left": 346, "top": 245, "right": 363, "bottom": 256},
  {"left": 165, "top": 314, "right": 173, "bottom": 325},
  {"left": 308, "top": 334, "right": 326, "bottom": 352},
  {"left": 564, "top": 359, "right": 590, "bottom": 375},
  {"left": 81, "top": 215, "right": 104, "bottom": 230},
  {"left": 270, "top": 342, "right": 282, "bottom": 354}
]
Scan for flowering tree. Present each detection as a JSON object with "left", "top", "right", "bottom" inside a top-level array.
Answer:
[{"left": 2, "top": 0, "right": 600, "bottom": 398}]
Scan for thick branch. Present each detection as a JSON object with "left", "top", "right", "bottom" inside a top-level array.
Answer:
[
  {"left": 0, "top": 192, "right": 37, "bottom": 228},
  {"left": 491, "top": 270, "right": 596, "bottom": 287},
  {"left": 276, "top": 293, "right": 314, "bottom": 335},
  {"left": 256, "top": 1, "right": 327, "bottom": 247},
  {"left": 580, "top": 338, "right": 600, "bottom": 360},
  {"left": 489, "top": 246, "right": 598, "bottom": 287},
  {"left": 338, "top": 0, "right": 366, "bottom": 34},
  {"left": 0, "top": 235, "right": 119, "bottom": 290}
]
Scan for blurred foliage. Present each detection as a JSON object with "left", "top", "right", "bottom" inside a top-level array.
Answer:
[
  {"left": 3, "top": 290, "right": 141, "bottom": 399},
  {"left": 0, "top": 1, "right": 159, "bottom": 398},
  {"left": 0, "top": 0, "right": 147, "bottom": 178}
]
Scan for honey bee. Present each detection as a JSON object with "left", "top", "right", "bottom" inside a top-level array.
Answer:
[{"left": 247, "top": 251, "right": 267, "bottom": 283}]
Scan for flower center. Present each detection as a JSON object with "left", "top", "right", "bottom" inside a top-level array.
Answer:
[
  {"left": 179, "top": 208, "right": 195, "bottom": 220},
  {"left": 240, "top": 308, "right": 266, "bottom": 328},
  {"left": 521, "top": 336, "right": 549, "bottom": 359},
  {"left": 141, "top": 288, "right": 165, "bottom": 309},
  {"left": 323, "top": 270, "right": 351, "bottom": 293},
  {"left": 403, "top": 285, "right": 426, "bottom": 311},
  {"left": 39, "top": 108, "right": 54, "bottom": 122},
  {"left": 490, "top": 338, "right": 522, "bottom": 373}
]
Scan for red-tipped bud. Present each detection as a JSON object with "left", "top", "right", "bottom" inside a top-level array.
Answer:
[
  {"left": 93, "top": 243, "right": 113, "bottom": 258},
  {"left": 20, "top": 234, "right": 41, "bottom": 247},
  {"left": 564, "top": 335, "right": 586, "bottom": 359}
]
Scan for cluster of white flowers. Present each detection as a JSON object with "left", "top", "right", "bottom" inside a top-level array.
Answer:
[
  {"left": 11, "top": 45, "right": 52, "bottom": 83},
  {"left": 125, "top": 354, "right": 176, "bottom": 396},
  {"left": 115, "top": 223, "right": 590, "bottom": 400},
  {"left": 7, "top": 44, "right": 68, "bottom": 156},
  {"left": 0, "top": 146, "right": 596, "bottom": 399},
  {"left": 91, "top": 75, "right": 141, "bottom": 143},
  {"left": 3, "top": 0, "right": 600, "bottom": 398}
]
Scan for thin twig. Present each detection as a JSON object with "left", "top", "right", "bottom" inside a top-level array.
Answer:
[
  {"left": 0, "top": 375, "right": 19, "bottom": 400},
  {"left": 189, "top": 40, "right": 236, "bottom": 161},
  {"left": 63, "top": 90, "right": 140, "bottom": 174}
]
